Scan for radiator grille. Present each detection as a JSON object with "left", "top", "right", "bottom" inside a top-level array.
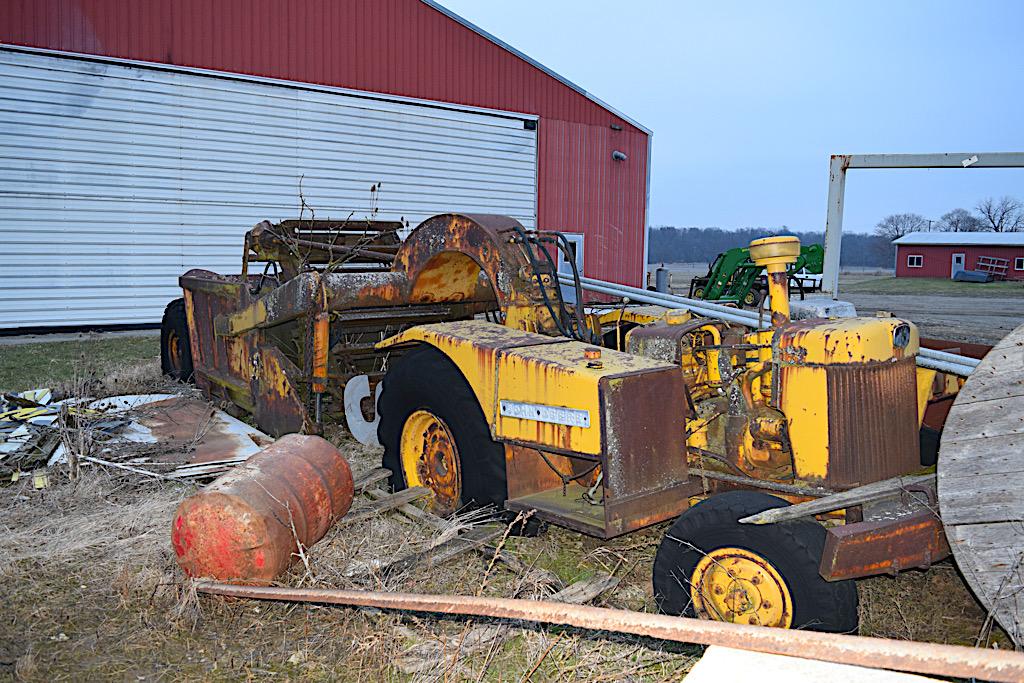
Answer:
[{"left": 825, "top": 357, "right": 920, "bottom": 489}]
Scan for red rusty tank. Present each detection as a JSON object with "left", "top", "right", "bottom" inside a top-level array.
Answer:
[{"left": 171, "top": 433, "right": 354, "bottom": 583}]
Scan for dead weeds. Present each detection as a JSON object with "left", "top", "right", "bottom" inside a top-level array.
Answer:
[
  {"left": 858, "top": 564, "right": 1013, "bottom": 648},
  {"left": 0, "top": 352, "right": 1009, "bottom": 681},
  {"left": 0, "top": 423, "right": 697, "bottom": 682}
]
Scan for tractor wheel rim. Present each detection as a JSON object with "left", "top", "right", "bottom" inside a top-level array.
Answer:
[
  {"left": 399, "top": 409, "right": 462, "bottom": 516},
  {"left": 689, "top": 546, "right": 792, "bottom": 628},
  {"left": 168, "top": 329, "right": 182, "bottom": 374}
]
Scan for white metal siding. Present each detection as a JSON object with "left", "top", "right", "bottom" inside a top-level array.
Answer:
[{"left": 0, "top": 49, "right": 538, "bottom": 328}]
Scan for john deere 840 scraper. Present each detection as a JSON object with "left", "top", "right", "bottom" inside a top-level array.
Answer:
[{"left": 162, "top": 212, "right": 1021, "bottom": 640}]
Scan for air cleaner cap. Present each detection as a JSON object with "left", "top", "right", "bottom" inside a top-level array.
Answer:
[{"left": 749, "top": 236, "right": 801, "bottom": 267}]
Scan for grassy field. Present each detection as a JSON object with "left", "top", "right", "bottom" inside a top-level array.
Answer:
[
  {"left": 0, "top": 336, "right": 1009, "bottom": 680},
  {"left": 0, "top": 334, "right": 160, "bottom": 393},
  {"left": 841, "top": 276, "right": 1024, "bottom": 297}
]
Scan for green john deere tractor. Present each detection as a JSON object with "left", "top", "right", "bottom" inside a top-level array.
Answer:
[{"left": 688, "top": 243, "right": 824, "bottom": 308}]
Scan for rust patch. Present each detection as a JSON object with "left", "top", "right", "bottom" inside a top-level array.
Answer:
[
  {"left": 825, "top": 357, "right": 919, "bottom": 489},
  {"left": 128, "top": 397, "right": 273, "bottom": 465},
  {"left": 820, "top": 509, "right": 950, "bottom": 580}
]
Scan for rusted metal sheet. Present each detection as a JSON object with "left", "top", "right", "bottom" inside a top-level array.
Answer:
[
  {"left": 194, "top": 582, "right": 1024, "bottom": 683},
  {"left": 251, "top": 346, "right": 311, "bottom": 438},
  {"left": 122, "top": 396, "right": 273, "bottom": 465},
  {"left": 820, "top": 509, "right": 950, "bottom": 580},
  {"left": 599, "top": 368, "right": 695, "bottom": 536},
  {"left": 920, "top": 337, "right": 992, "bottom": 361},
  {"left": 825, "top": 357, "right": 920, "bottom": 489},
  {"left": 491, "top": 338, "right": 696, "bottom": 537},
  {"left": 181, "top": 270, "right": 258, "bottom": 413},
  {"left": 172, "top": 434, "right": 353, "bottom": 583},
  {"left": 624, "top": 320, "right": 695, "bottom": 365}
]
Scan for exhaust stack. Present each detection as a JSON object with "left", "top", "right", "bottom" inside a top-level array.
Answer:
[{"left": 749, "top": 236, "right": 801, "bottom": 327}]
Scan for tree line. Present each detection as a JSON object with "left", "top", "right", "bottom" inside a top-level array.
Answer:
[
  {"left": 648, "top": 226, "right": 888, "bottom": 267},
  {"left": 648, "top": 195, "right": 1023, "bottom": 268},
  {"left": 874, "top": 196, "right": 1024, "bottom": 241}
]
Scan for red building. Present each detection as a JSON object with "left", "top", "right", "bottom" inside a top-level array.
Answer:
[
  {"left": 894, "top": 232, "right": 1024, "bottom": 280},
  {"left": 0, "top": 0, "right": 650, "bottom": 329}
]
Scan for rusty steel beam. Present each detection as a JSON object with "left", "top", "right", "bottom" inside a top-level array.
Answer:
[
  {"left": 820, "top": 509, "right": 951, "bottom": 581},
  {"left": 195, "top": 582, "right": 1024, "bottom": 682}
]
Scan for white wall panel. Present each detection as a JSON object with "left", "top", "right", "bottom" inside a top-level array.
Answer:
[{"left": 0, "top": 49, "right": 538, "bottom": 328}]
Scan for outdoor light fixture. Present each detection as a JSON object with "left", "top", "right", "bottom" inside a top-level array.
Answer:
[{"left": 611, "top": 150, "right": 627, "bottom": 161}]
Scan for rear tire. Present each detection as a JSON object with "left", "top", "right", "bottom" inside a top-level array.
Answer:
[
  {"left": 653, "top": 490, "right": 858, "bottom": 633},
  {"left": 160, "top": 298, "right": 194, "bottom": 382},
  {"left": 378, "top": 345, "right": 542, "bottom": 534}
]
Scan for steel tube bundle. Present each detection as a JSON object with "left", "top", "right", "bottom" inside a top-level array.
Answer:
[{"left": 559, "top": 274, "right": 978, "bottom": 377}]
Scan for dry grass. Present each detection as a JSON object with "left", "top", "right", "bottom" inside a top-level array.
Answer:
[
  {"left": 0, "top": 438, "right": 698, "bottom": 682},
  {"left": 0, "top": 351, "right": 1010, "bottom": 680},
  {"left": 858, "top": 565, "right": 1013, "bottom": 649}
]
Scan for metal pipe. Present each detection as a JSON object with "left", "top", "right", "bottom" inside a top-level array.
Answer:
[
  {"left": 195, "top": 582, "right": 1024, "bottom": 682},
  {"left": 561, "top": 275, "right": 757, "bottom": 327},
  {"left": 920, "top": 346, "right": 980, "bottom": 367},
  {"left": 561, "top": 274, "right": 978, "bottom": 376},
  {"left": 572, "top": 273, "right": 767, "bottom": 323},
  {"left": 562, "top": 274, "right": 760, "bottom": 325},
  {"left": 915, "top": 354, "right": 978, "bottom": 376}
]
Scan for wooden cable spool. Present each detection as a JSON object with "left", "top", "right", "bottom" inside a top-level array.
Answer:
[{"left": 939, "top": 321, "right": 1024, "bottom": 645}]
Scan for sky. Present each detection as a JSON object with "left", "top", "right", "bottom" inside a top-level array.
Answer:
[{"left": 439, "top": 1, "right": 1024, "bottom": 233}]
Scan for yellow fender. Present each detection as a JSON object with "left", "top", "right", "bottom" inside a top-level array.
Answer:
[{"left": 378, "top": 319, "right": 680, "bottom": 456}]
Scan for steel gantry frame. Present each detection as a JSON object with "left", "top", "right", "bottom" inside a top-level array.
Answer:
[{"left": 822, "top": 152, "right": 1024, "bottom": 297}]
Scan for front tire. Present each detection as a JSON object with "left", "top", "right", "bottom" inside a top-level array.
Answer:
[
  {"left": 653, "top": 490, "right": 858, "bottom": 633},
  {"left": 378, "top": 345, "right": 507, "bottom": 517},
  {"left": 742, "top": 289, "right": 764, "bottom": 309}
]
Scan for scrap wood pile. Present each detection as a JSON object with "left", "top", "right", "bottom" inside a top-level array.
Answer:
[{"left": 0, "top": 388, "right": 274, "bottom": 486}]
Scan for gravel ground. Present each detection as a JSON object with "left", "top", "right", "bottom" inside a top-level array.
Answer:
[{"left": 838, "top": 293, "right": 1024, "bottom": 344}]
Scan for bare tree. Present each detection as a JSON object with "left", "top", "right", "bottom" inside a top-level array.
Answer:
[
  {"left": 939, "top": 208, "right": 984, "bottom": 232},
  {"left": 874, "top": 213, "right": 927, "bottom": 241},
  {"left": 976, "top": 196, "right": 1024, "bottom": 232}
]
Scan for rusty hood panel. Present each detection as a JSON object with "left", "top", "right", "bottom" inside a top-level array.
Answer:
[{"left": 775, "top": 317, "right": 919, "bottom": 366}]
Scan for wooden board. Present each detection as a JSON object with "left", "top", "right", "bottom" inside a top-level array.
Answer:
[
  {"left": 938, "top": 322, "right": 1024, "bottom": 645},
  {"left": 686, "top": 646, "right": 939, "bottom": 682}
]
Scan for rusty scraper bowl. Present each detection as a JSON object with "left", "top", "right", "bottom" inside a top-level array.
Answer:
[{"left": 171, "top": 434, "right": 354, "bottom": 583}]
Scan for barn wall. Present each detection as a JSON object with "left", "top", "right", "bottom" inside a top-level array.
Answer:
[
  {"left": 0, "top": 0, "right": 650, "bottom": 287},
  {"left": 896, "top": 245, "right": 1024, "bottom": 280}
]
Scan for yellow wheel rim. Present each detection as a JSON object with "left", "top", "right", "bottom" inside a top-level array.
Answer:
[
  {"left": 690, "top": 547, "right": 792, "bottom": 628},
  {"left": 167, "top": 329, "right": 182, "bottom": 373},
  {"left": 399, "top": 409, "right": 462, "bottom": 516}
]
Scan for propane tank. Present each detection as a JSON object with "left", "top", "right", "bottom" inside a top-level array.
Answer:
[{"left": 171, "top": 434, "right": 354, "bottom": 583}]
